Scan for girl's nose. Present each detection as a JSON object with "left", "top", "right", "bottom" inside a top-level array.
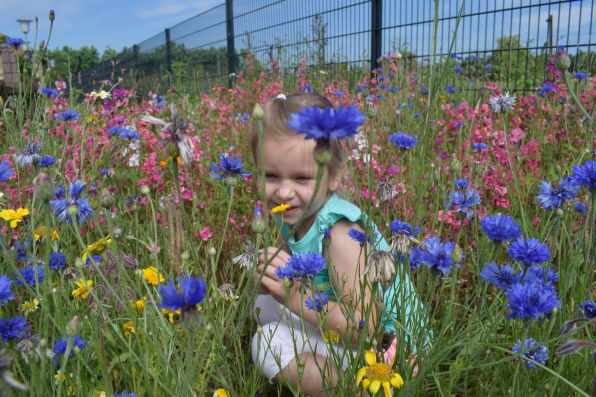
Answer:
[{"left": 276, "top": 180, "right": 294, "bottom": 201}]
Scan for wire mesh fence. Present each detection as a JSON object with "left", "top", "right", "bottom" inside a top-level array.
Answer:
[{"left": 74, "top": 0, "right": 595, "bottom": 94}]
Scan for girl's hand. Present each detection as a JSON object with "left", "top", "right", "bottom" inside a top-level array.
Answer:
[{"left": 254, "top": 247, "right": 293, "bottom": 304}]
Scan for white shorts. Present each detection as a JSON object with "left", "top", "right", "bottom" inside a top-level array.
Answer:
[{"left": 251, "top": 294, "right": 355, "bottom": 383}]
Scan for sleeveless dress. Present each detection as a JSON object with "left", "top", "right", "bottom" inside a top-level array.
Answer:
[{"left": 280, "top": 193, "right": 423, "bottom": 336}]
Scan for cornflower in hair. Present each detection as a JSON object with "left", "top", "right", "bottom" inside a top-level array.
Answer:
[
  {"left": 535, "top": 177, "right": 579, "bottom": 210},
  {"left": 49, "top": 181, "right": 93, "bottom": 224},
  {"left": 286, "top": 105, "right": 364, "bottom": 142}
]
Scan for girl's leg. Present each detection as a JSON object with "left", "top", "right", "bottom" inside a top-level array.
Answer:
[{"left": 275, "top": 353, "right": 338, "bottom": 397}]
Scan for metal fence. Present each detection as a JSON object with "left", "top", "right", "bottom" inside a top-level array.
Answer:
[{"left": 74, "top": 0, "right": 595, "bottom": 93}]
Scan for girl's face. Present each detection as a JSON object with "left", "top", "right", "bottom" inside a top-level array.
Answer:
[{"left": 258, "top": 135, "right": 342, "bottom": 240}]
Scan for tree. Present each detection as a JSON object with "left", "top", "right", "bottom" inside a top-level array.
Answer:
[{"left": 49, "top": 45, "right": 100, "bottom": 79}]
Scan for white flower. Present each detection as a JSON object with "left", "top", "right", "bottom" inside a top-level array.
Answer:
[{"left": 489, "top": 92, "right": 516, "bottom": 113}]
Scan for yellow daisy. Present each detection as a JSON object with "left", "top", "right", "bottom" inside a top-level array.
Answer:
[
  {"left": 81, "top": 235, "right": 111, "bottom": 263},
  {"left": 356, "top": 350, "right": 404, "bottom": 397},
  {"left": 20, "top": 298, "right": 40, "bottom": 315},
  {"left": 162, "top": 308, "right": 181, "bottom": 324},
  {"left": 142, "top": 266, "right": 164, "bottom": 285},
  {"left": 271, "top": 203, "right": 291, "bottom": 213},
  {"left": 0, "top": 208, "right": 29, "bottom": 228},
  {"left": 123, "top": 321, "right": 135, "bottom": 336},
  {"left": 72, "top": 279, "right": 93, "bottom": 300},
  {"left": 132, "top": 297, "right": 147, "bottom": 313},
  {"left": 34, "top": 226, "right": 59, "bottom": 242},
  {"left": 322, "top": 329, "right": 340, "bottom": 344},
  {"left": 213, "top": 389, "right": 230, "bottom": 397}
]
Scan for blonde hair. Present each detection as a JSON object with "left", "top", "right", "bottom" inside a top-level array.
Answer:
[{"left": 250, "top": 92, "right": 351, "bottom": 178}]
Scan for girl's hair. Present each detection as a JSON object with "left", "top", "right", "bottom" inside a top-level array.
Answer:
[{"left": 250, "top": 92, "right": 351, "bottom": 178}]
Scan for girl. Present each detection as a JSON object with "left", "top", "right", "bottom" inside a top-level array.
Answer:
[{"left": 250, "top": 92, "right": 422, "bottom": 396}]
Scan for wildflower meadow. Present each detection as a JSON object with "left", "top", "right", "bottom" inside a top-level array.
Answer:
[{"left": 0, "top": 11, "right": 595, "bottom": 397}]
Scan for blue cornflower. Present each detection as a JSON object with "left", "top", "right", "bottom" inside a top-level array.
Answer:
[
  {"left": 347, "top": 228, "right": 377, "bottom": 245},
  {"left": 389, "top": 131, "right": 417, "bottom": 150},
  {"left": 49, "top": 180, "right": 93, "bottom": 224},
  {"left": 414, "top": 113, "right": 421, "bottom": 118},
  {"left": 579, "top": 299, "right": 595, "bottom": 318},
  {"left": 15, "top": 142, "right": 43, "bottom": 167},
  {"left": 454, "top": 122, "right": 465, "bottom": 128},
  {"left": 535, "top": 177, "right": 579, "bottom": 210},
  {"left": 378, "top": 84, "right": 387, "bottom": 89},
  {"left": 484, "top": 64, "right": 493, "bottom": 71},
  {"left": 445, "top": 85, "right": 457, "bottom": 93},
  {"left": 390, "top": 219, "right": 420, "bottom": 237},
  {"left": 574, "top": 72, "right": 588, "bottom": 79},
  {"left": 388, "top": 87, "right": 398, "bottom": 92},
  {"left": 14, "top": 265, "right": 44, "bottom": 287},
  {"left": 538, "top": 83, "right": 555, "bottom": 96},
  {"left": 455, "top": 179, "right": 468, "bottom": 189},
  {"left": 0, "top": 316, "right": 29, "bottom": 342},
  {"left": 54, "top": 186, "right": 65, "bottom": 198},
  {"left": 0, "top": 275, "right": 14, "bottom": 305},
  {"left": 449, "top": 53, "right": 461, "bottom": 59},
  {"left": 302, "top": 84, "right": 313, "bottom": 93},
  {"left": 37, "top": 156, "right": 56, "bottom": 167},
  {"left": 152, "top": 94, "right": 167, "bottom": 109},
  {"left": 445, "top": 188, "right": 480, "bottom": 218},
  {"left": 575, "top": 201, "right": 587, "bottom": 214},
  {"left": 377, "top": 75, "right": 385, "bottom": 81},
  {"left": 472, "top": 142, "right": 488, "bottom": 150},
  {"left": 48, "top": 252, "right": 67, "bottom": 270},
  {"left": 6, "top": 37, "right": 24, "bottom": 48},
  {"left": 570, "top": 160, "right": 596, "bottom": 189},
  {"left": 523, "top": 265, "right": 559, "bottom": 286},
  {"left": 53, "top": 335, "right": 87, "bottom": 365},
  {"left": 511, "top": 338, "right": 549, "bottom": 370},
  {"left": 305, "top": 292, "right": 328, "bottom": 312},
  {"left": 85, "top": 255, "right": 103, "bottom": 266},
  {"left": 41, "top": 87, "right": 59, "bottom": 97},
  {"left": 505, "top": 281, "right": 560, "bottom": 321},
  {"left": 355, "top": 87, "right": 363, "bottom": 92},
  {"left": 508, "top": 238, "right": 550, "bottom": 265},
  {"left": 115, "top": 390, "right": 137, "bottom": 397},
  {"left": 453, "top": 66, "right": 463, "bottom": 73},
  {"left": 480, "top": 214, "right": 522, "bottom": 242},
  {"left": 55, "top": 109, "right": 80, "bottom": 121},
  {"left": 158, "top": 275, "right": 207, "bottom": 313},
  {"left": 275, "top": 252, "right": 326, "bottom": 281},
  {"left": 412, "top": 236, "right": 459, "bottom": 274},
  {"left": 480, "top": 262, "right": 521, "bottom": 290},
  {"left": 210, "top": 153, "right": 251, "bottom": 182},
  {"left": 334, "top": 91, "right": 345, "bottom": 97},
  {"left": 0, "top": 160, "right": 14, "bottom": 181},
  {"left": 112, "top": 126, "right": 139, "bottom": 140},
  {"left": 286, "top": 105, "right": 364, "bottom": 141}
]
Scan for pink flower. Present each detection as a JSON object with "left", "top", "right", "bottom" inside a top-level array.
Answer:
[
  {"left": 199, "top": 227, "right": 212, "bottom": 241},
  {"left": 55, "top": 80, "right": 66, "bottom": 91}
]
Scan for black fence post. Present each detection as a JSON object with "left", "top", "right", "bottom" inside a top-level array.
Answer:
[
  {"left": 370, "top": 0, "right": 382, "bottom": 73},
  {"left": 165, "top": 28, "right": 172, "bottom": 74},
  {"left": 225, "top": 0, "right": 236, "bottom": 88}
]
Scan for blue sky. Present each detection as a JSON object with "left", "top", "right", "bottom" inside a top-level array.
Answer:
[{"left": 0, "top": 0, "right": 222, "bottom": 55}]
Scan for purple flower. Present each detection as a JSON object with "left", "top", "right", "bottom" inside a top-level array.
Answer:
[
  {"left": 210, "top": 153, "right": 251, "bottom": 182},
  {"left": 41, "top": 87, "right": 59, "bottom": 97},
  {"left": 480, "top": 262, "right": 521, "bottom": 290},
  {"left": 0, "top": 275, "right": 14, "bottom": 305},
  {"left": 579, "top": 299, "right": 595, "bottom": 318},
  {"left": 535, "top": 177, "right": 579, "bottom": 210},
  {"left": 507, "top": 238, "right": 550, "bottom": 265},
  {"left": 37, "top": 156, "right": 56, "bottom": 167},
  {"left": 453, "top": 66, "right": 463, "bottom": 73},
  {"left": 6, "top": 37, "right": 24, "bottom": 48},
  {"left": 390, "top": 219, "right": 420, "bottom": 236},
  {"left": 0, "top": 316, "right": 29, "bottom": 342},
  {"left": 55, "top": 109, "right": 80, "bottom": 121},
  {"left": 158, "top": 275, "right": 207, "bottom": 313},
  {"left": 14, "top": 265, "right": 44, "bottom": 287},
  {"left": 472, "top": 142, "right": 488, "bottom": 150},
  {"left": 484, "top": 64, "right": 493, "bottom": 71},
  {"left": 445, "top": 85, "right": 457, "bottom": 94},
  {"left": 15, "top": 142, "right": 43, "bottom": 167},
  {"left": 573, "top": 72, "right": 588, "bottom": 79},
  {"left": 115, "top": 390, "right": 137, "bottom": 397},
  {"left": 49, "top": 180, "right": 93, "bottom": 224},
  {"left": 286, "top": 105, "right": 364, "bottom": 141},
  {"left": 505, "top": 281, "right": 560, "bottom": 321},
  {"left": 455, "top": 179, "right": 468, "bottom": 189},
  {"left": 0, "top": 160, "right": 14, "bottom": 181},
  {"left": 389, "top": 131, "right": 417, "bottom": 150},
  {"left": 511, "top": 338, "right": 549, "bottom": 369},
  {"left": 274, "top": 252, "right": 327, "bottom": 281},
  {"left": 48, "top": 252, "right": 67, "bottom": 270},
  {"left": 411, "top": 236, "right": 460, "bottom": 274},
  {"left": 53, "top": 335, "right": 86, "bottom": 365},
  {"left": 480, "top": 214, "right": 522, "bottom": 242},
  {"left": 305, "top": 292, "right": 328, "bottom": 312},
  {"left": 570, "top": 160, "right": 596, "bottom": 189}
]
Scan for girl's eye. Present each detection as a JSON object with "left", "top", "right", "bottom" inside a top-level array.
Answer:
[
  {"left": 296, "top": 176, "right": 312, "bottom": 182},
  {"left": 265, "top": 174, "right": 277, "bottom": 180}
]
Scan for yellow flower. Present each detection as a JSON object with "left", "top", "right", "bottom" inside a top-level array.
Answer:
[
  {"left": 213, "top": 389, "right": 230, "bottom": 397},
  {"left": 81, "top": 235, "right": 111, "bottom": 263},
  {"left": 132, "top": 297, "right": 147, "bottom": 313},
  {"left": 271, "top": 203, "right": 291, "bottom": 213},
  {"left": 72, "top": 279, "right": 93, "bottom": 300},
  {"left": 123, "top": 321, "right": 135, "bottom": 335},
  {"left": 0, "top": 208, "right": 29, "bottom": 228},
  {"left": 162, "top": 308, "right": 181, "bottom": 323},
  {"left": 34, "top": 226, "right": 59, "bottom": 242},
  {"left": 95, "top": 392, "right": 106, "bottom": 397},
  {"left": 322, "top": 329, "right": 340, "bottom": 344},
  {"left": 143, "top": 266, "right": 164, "bottom": 285},
  {"left": 54, "top": 371, "right": 66, "bottom": 383},
  {"left": 356, "top": 350, "right": 404, "bottom": 397},
  {"left": 20, "top": 298, "right": 40, "bottom": 315}
]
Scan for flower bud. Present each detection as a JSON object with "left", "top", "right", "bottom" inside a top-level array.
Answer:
[
  {"left": 555, "top": 52, "right": 571, "bottom": 72},
  {"left": 67, "top": 205, "right": 79, "bottom": 217},
  {"left": 223, "top": 175, "right": 238, "bottom": 187},
  {"left": 208, "top": 247, "right": 217, "bottom": 256},
  {"left": 49, "top": 10, "right": 55, "bottom": 22},
  {"left": 251, "top": 207, "right": 266, "bottom": 234},
  {"left": 451, "top": 244, "right": 463, "bottom": 264},
  {"left": 65, "top": 316, "right": 81, "bottom": 337},
  {"left": 366, "top": 106, "right": 377, "bottom": 118},
  {"left": 314, "top": 147, "right": 331, "bottom": 166},
  {"left": 140, "top": 185, "right": 150, "bottom": 196},
  {"left": 283, "top": 278, "right": 291, "bottom": 289},
  {"left": 181, "top": 251, "right": 190, "bottom": 261},
  {"left": 253, "top": 104, "right": 264, "bottom": 120}
]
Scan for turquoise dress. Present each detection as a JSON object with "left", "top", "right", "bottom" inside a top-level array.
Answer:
[{"left": 280, "top": 193, "right": 423, "bottom": 338}]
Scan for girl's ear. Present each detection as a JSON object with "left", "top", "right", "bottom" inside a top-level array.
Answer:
[{"left": 328, "top": 163, "right": 346, "bottom": 192}]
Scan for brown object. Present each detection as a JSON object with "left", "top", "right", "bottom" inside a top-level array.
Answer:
[{"left": 0, "top": 43, "right": 19, "bottom": 97}]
